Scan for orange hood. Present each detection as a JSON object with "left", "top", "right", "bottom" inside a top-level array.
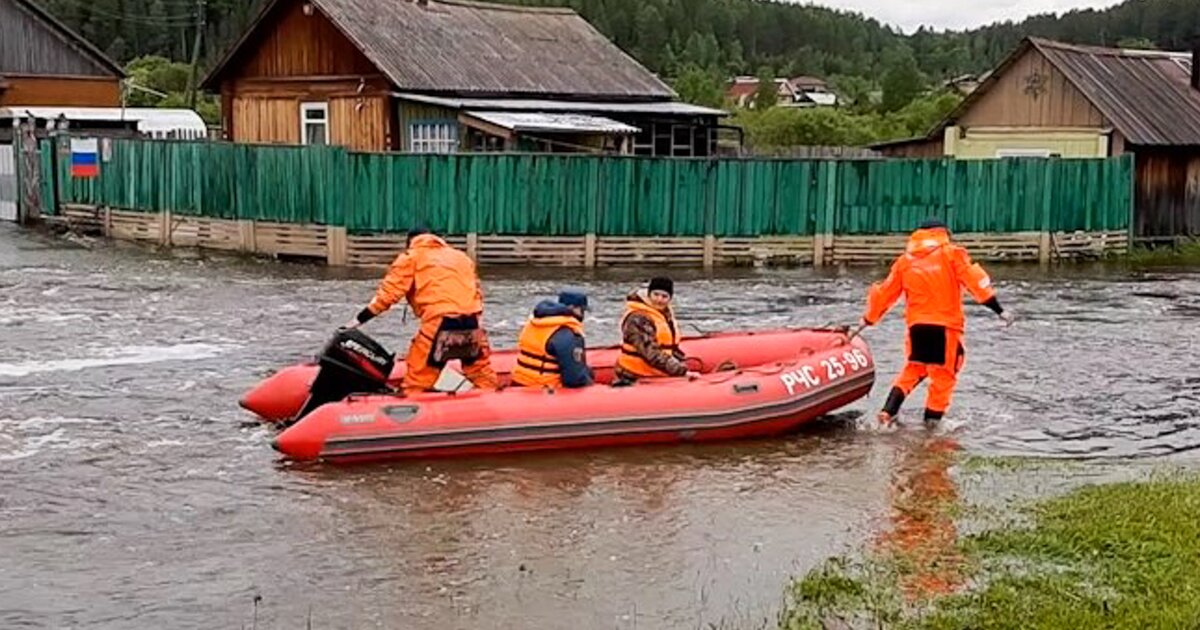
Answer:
[
  {"left": 408, "top": 233, "right": 449, "bottom": 252},
  {"left": 906, "top": 228, "right": 950, "bottom": 258}
]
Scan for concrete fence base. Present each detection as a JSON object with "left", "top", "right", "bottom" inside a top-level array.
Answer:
[{"left": 51, "top": 204, "right": 1130, "bottom": 268}]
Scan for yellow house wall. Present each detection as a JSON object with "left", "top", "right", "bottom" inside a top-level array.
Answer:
[{"left": 943, "top": 126, "right": 1109, "bottom": 159}]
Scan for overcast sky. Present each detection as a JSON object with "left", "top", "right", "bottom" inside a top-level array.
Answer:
[{"left": 807, "top": 0, "right": 1127, "bottom": 32}]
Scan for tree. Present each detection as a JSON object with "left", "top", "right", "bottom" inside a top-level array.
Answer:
[
  {"left": 123, "top": 55, "right": 220, "bottom": 124},
  {"left": 681, "top": 31, "right": 721, "bottom": 69},
  {"left": 752, "top": 66, "right": 777, "bottom": 110},
  {"left": 828, "top": 74, "right": 872, "bottom": 110},
  {"left": 634, "top": 3, "right": 667, "bottom": 70},
  {"left": 881, "top": 52, "right": 924, "bottom": 113},
  {"left": 126, "top": 55, "right": 191, "bottom": 102},
  {"left": 673, "top": 64, "right": 725, "bottom": 109}
]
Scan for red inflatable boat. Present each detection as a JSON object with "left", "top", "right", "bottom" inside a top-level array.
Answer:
[
  {"left": 242, "top": 328, "right": 865, "bottom": 423},
  {"left": 271, "top": 329, "right": 874, "bottom": 463}
]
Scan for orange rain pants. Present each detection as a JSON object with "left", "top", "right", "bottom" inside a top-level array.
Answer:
[
  {"left": 892, "top": 327, "right": 965, "bottom": 414},
  {"left": 404, "top": 316, "right": 498, "bottom": 395}
]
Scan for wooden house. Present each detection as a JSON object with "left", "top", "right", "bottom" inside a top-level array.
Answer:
[
  {"left": 874, "top": 38, "right": 1200, "bottom": 239},
  {"left": 0, "top": 0, "right": 124, "bottom": 111},
  {"left": 202, "top": 0, "right": 727, "bottom": 155}
]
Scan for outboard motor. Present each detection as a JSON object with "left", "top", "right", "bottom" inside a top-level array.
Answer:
[{"left": 291, "top": 328, "right": 395, "bottom": 425}]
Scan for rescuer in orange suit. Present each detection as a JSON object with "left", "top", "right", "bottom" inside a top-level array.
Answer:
[
  {"left": 346, "top": 226, "right": 498, "bottom": 394},
  {"left": 857, "top": 218, "right": 1015, "bottom": 425}
]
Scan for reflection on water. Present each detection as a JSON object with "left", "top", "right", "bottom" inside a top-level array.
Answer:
[
  {"left": 1, "top": 224, "right": 1198, "bottom": 628},
  {"left": 874, "top": 432, "right": 965, "bottom": 599}
]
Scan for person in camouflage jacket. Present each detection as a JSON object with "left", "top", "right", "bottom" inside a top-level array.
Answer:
[{"left": 614, "top": 277, "right": 696, "bottom": 382}]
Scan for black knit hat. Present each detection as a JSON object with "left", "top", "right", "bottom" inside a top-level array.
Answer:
[
  {"left": 919, "top": 217, "right": 948, "bottom": 230},
  {"left": 648, "top": 276, "right": 674, "bottom": 296}
]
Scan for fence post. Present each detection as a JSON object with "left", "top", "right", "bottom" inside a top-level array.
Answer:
[
  {"left": 1038, "top": 160, "right": 1055, "bottom": 265},
  {"left": 813, "top": 161, "right": 838, "bottom": 267},
  {"left": 584, "top": 233, "right": 597, "bottom": 268},
  {"left": 702, "top": 160, "right": 717, "bottom": 271},
  {"left": 327, "top": 226, "right": 347, "bottom": 266},
  {"left": 103, "top": 205, "right": 112, "bottom": 237},
  {"left": 239, "top": 220, "right": 256, "bottom": 253},
  {"left": 1123, "top": 154, "right": 1136, "bottom": 248},
  {"left": 466, "top": 232, "right": 479, "bottom": 261},
  {"left": 161, "top": 208, "right": 172, "bottom": 246}
]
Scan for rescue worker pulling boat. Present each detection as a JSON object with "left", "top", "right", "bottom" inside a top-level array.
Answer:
[
  {"left": 346, "top": 226, "right": 498, "bottom": 394},
  {"left": 615, "top": 277, "right": 700, "bottom": 383},
  {"left": 857, "top": 218, "right": 1015, "bottom": 425},
  {"left": 511, "top": 288, "right": 594, "bottom": 389}
]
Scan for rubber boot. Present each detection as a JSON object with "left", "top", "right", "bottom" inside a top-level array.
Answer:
[{"left": 878, "top": 387, "right": 905, "bottom": 426}]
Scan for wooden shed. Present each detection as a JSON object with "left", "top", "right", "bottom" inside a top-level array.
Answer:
[
  {"left": 201, "top": 0, "right": 727, "bottom": 155},
  {"left": 875, "top": 38, "right": 1200, "bottom": 240},
  {"left": 0, "top": 0, "right": 124, "bottom": 110}
]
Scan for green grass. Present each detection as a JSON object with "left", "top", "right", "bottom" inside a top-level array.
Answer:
[
  {"left": 1125, "top": 240, "right": 1200, "bottom": 265},
  {"left": 781, "top": 473, "right": 1200, "bottom": 629},
  {"left": 957, "top": 455, "right": 1084, "bottom": 473}
]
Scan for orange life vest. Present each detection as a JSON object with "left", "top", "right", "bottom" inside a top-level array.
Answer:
[
  {"left": 615, "top": 297, "right": 679, "bottom": 378},
  {"left": 512, "top": 315, "right": 585, "bottom": 389}
]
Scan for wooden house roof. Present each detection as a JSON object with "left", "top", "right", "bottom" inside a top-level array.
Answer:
[
  {"left": 1029, "top": 38, "right": 1200, "bottom": 146},
  {"left": 203, "top": 0, "right": 675, "bottom": 101},
  {"left": 920, "top": 37, "right": 1200, "bottom": 147}
]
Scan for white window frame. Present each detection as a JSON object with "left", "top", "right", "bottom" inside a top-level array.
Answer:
[
  {"left": 996, "top": 148, "right": 1053, "bottom": 158},
  {"left": 300, "top": 102, "right": 329, "bottom": 145},
  {"left": 409, "top": 121, "right": 458, "bottom": 154}
]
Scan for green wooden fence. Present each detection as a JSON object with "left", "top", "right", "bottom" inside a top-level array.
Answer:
[{"left": 42, "top": 138, "right": 1135, "bottom": 236}]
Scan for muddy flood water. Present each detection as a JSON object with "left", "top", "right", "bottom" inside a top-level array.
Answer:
[{"left": 2, "top": 223, "right": 1198, "bottom": 629}]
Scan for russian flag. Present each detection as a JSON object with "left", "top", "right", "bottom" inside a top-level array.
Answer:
[{"left": 70, "top": 138, "right": 99, "bottom": 178}]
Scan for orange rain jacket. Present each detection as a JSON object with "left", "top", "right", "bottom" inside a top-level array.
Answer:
[
  {"left": 863, "top": 228, "right": 996, "bottom": 332},
  {"left": 366, "top": 234, "right": 484, "bottom": 321}
]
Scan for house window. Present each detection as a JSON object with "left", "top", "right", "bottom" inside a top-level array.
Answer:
[
  {"left": 410, "top": 122, "right": 458, "bottom": 153},
  {"left": 996, "top": 148, "right": 1053, "bottom": 158},
  {"left": 300, "top": 103, "right": 328, "bottom": 145}
]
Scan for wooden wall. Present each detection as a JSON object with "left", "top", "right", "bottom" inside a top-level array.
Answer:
[
  {"left": 231, "top": 97, "right": 299, "bottom": 144},
  {"left": 214, "top": 0, "right": 392, "bottom": 151},
  {"left": 229, "top": 90, "right": 392, "bottom": 150},
  {"left": 874, "top": 137, "right": 944, "bottom": 158},
  {"left": 329, "top": 96, "right": 389, "bottom": 152},
  {"left": 1134, "top": 148, "right": 1200, "bottom": 238},
  {"left": 0, "top": 75, "right": 120, "bottom": 106},
  {"left": 397, "top": 101, "right": 462, "bottom": 151},
  {"left": 959, "top": 48, "right": 1106, "bottom": 128},
  {"left": 0, "top": 0, "right": 117, "bottom": 76},
  {"left": 231, "top": 0, "right": 378, "bottom": 78}
]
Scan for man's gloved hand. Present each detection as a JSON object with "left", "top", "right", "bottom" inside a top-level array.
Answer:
[
  {"left": 847, "top": 318, "right": 872, "bottom": 340},
  {"left": 999, "top": 310, "right": 1016, "bottom": 327},
  {"left": 342, "top": 318, "right": 361, "bottom": 330}
]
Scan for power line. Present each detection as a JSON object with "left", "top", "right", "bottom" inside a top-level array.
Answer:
[{"left": 41, "top": 0, "right": 201, "bottom": 24}]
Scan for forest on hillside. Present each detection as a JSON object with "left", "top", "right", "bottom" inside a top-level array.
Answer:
[{"left": 32, "top": 0, "right": 1200, "bottom": 146}]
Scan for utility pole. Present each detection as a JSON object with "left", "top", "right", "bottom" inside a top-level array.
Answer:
[{"left": 186, "top": 0, "right": 206, "bottom": 109}]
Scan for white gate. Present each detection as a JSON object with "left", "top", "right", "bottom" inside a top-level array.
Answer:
[{"left": 0, "top": 143, "right": 17, "bottom": 222}]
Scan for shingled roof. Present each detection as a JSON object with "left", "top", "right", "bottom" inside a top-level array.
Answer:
[
  {"left": 1029, "top": 38, "right": 1200, "bottom": 146},
  {"left": 204, "top": 0, "right": 675, "bottom": 100}
]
